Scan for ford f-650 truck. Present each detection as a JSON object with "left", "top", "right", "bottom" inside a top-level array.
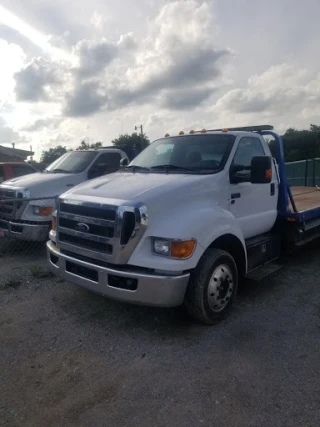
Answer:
[
  {"left": 47, "top": 126, "right": 320, "bottom": 324},
  {"left": 0, "top": 147, "right": 130, "bottom": 241}
]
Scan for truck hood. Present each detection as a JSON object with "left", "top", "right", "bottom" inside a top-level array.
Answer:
[
  {"left": 63, "top": 171, "right": 214, "bottom": 205},
  {"left": 1, "top": 172, "right": 83, "bottom": 198}
]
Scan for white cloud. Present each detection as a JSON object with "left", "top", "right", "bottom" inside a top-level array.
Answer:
[
  {"left": 62, "top": 0, "right": 231, "bottom": 116},
  {"left": 1, "top": 0, "right": 320, "bottom": 159},
  {"left": 74, "top": 38, "right": 118, "bottom": 78},
  {"left": 90, "top": 11, "right": 107, "bottom": 30},
  {"left": 0, "top": 39, "right": 26, "bottom": 105},
  {"left": 21, "top": 116, "right": 64, "bottom": 132},
  {"left": 211, "top": 64, "right": 320, "bottom": 131},
  {"left": 14, "top": 56, "right": 69, "bottom": 102},
  {"left": 0, "top": 117, "right": 27, "bottom": 144}
]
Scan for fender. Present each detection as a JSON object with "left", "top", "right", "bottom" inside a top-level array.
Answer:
[{"left": 128, "top": 202, "right": 247, "bottom": 273}]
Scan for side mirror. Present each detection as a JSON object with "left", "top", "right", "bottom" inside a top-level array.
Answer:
[
  {"left": 251, "top": 156, "right": 272, "bottom": 184},
  {"left": 120, "top": 158, "right": 129, "bottom": 167}
]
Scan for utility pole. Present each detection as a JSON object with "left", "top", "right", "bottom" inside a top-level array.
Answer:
[
  {"left": 134, "top": 125, "right": 143, "bottom": 136},
  {"left": 12, "top": 143, "right": 15, "bottom": 149},
  {"left": 30, "top": 145, "right": 33, "bottom": 161}
]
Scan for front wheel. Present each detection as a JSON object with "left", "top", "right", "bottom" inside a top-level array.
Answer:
[{"left": 184, "top": 249, "right": 238, "bottom": 325}]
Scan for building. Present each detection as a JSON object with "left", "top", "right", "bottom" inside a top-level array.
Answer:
[{"left": 0, "top": 146, "right": 34, "bottom": 162}]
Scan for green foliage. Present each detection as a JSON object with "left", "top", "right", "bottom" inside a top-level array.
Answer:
[
  {"left": 281, "top": 124, "right": 320, "bottom": 162},
  {"left": 111, "top": 133, "right": 150, "bottom": 152},
  {"left": 40, "top": 145, "right": 68, "bottom": 166},
  {"left": 77, "top": 141, "right": 103, "bottom": 150}
]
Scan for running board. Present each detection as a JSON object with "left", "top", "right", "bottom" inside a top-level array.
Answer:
[{"left": 246, "top": 261, "right": 284, "bottom": 282}]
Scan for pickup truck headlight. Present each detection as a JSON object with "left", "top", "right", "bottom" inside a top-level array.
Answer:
[
  {"left": 33, "top": 206, "right": 53, "bottom": 216},
  {"left": 153, "top": 238, "right": 196, "bottom": 259}
]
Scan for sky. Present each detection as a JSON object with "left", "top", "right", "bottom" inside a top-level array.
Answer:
[{"left": 0, "top": 0, "right": 319, "bottom": 160}]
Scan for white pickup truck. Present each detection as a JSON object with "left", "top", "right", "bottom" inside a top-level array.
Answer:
[
  {"left": 0, "top": 147, "right": 129, "bottom": 241},
  {"left": 47, "top": 125, "right": 320, "bottom": 324}
]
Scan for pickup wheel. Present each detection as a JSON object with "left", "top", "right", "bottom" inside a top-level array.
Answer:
[{"left": 184, "top": 249, "right": 238, "bottom": 325}]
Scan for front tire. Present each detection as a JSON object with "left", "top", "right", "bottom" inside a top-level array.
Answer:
[{"left": 184, "top": 249, "right": 238, "bottom": 325}]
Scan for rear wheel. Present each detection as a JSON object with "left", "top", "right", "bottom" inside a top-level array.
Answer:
[{"left": 184, "top": 249, "right": 238, "bottom": 324}]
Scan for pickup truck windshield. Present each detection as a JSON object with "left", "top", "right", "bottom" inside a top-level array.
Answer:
[
  {"left": 128, "top": 134, "right": 235, "bottom": 173},
  {"left": 45, "top": 151, "right": 98, "bottom": 173}
]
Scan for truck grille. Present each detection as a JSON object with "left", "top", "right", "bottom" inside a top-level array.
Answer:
[
  {"left": 0, "top": 189, "right": 23, "bottom": 219},
  {"left": 56, "top": 199, "right": 147, "bottom": 264}
]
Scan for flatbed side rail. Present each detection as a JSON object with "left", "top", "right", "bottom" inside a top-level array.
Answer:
[
  {"left": 261, "top": 130, "right": 320, "bottom": 223},
  {"left": 260, "top": 131, "right": 292, "bottom": 215}
]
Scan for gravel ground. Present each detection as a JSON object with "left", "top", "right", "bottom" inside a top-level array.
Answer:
[{"left": 0, "top": 240, "right": 319, "bottom": 427}]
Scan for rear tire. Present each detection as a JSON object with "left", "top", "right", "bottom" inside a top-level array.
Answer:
[{"left": 184, "top": 249, "right": 238, "bottom": 325}]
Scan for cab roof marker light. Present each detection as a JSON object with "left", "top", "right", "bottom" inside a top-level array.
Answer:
[
  {"left": 179, "top": 131, "right": 184, "bottom": 135},
  {"left": 222, "top": 128, "right": 228, "bottom": 132},
  {"left": 189, "top": 130, "right": 195, "bottom": 134},
  {"left": 165, "top": 133, "right": 170, "bottom": 137},
  {"left": 201, "top": 128, "right": 207, "bottom": 133}
]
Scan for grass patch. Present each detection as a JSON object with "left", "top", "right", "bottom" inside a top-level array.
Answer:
[
  {"left": 0, "top": 277, "right": 22, "bottom": 290},
  {"left": 30, "top": 265, "right": 53, "bottom": 279}
]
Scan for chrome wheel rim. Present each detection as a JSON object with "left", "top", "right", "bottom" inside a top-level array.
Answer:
[{"left": 207, "top": 264, "right": 234, "bottom": 312}]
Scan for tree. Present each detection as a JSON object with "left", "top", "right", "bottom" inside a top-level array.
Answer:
[
  {"left": 77, "top": 141, "right": 103, "bottom": 150},
  {"left": 111, "top": 133, "right": 150, "bottom": 154},
  {"left": 282, "top": 124, "right": 320, "bottom": 162},
  {"left": 40, "top": 145, "right": 68, "bottom": 166}
]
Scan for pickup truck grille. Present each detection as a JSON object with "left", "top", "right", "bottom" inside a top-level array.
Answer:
[
  {"left": 57, "top": 199, "right": 147, "bottom": 264},
  {"left": 0, "top": 189, "right": 23, "bottom": 219}
]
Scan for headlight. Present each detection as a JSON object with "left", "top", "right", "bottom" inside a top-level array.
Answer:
[
  {"left": 153, "top": 239, "right": 171, "bottom": 256},
  {"left": 34, "top": 206, "right": 53, "bottom": 216},
  {"left": 153, "top": 238, "right": 196, "bottom": 259}
]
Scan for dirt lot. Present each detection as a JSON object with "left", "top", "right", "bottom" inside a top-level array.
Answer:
[{"left": 0, "top": 240, "right": 320, "bottom": 427}]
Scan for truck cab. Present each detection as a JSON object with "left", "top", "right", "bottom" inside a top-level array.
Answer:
[
  {"left": 0, "top": 147, "right": 129, "bottom": 241},
  {"left": 47, "top": 126, "right": 320, "bottom": 324}
]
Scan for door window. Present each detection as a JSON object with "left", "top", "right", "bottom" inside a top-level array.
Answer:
[
  {"left": 88, "top": 152, "right": 121, "bottom": 179},
  {"left": 0, "top": 165, "right": 3, "bottom": 183},
  {"left": 231, "top": 137, "right": 265, "bottom": 182}
]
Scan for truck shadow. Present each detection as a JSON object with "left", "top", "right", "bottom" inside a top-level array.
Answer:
[{"left": 56, "top": 239, "right": 320, "bottom": 339}]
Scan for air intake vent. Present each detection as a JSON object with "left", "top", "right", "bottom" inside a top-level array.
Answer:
[{"left": 120, "top": 211, "right": 136, "bottom": 245}]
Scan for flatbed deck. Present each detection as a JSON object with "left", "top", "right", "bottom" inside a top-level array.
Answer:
[{"left": 289, "top": 186, "right": 320, "bottom": 212}]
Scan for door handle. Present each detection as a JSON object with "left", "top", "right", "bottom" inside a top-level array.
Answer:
[
  {"left": 270, "top": 183, "right": 275, "bottom": 196},
  {"left": 231, "top": 193, "right": 241, "bottom": 199}
]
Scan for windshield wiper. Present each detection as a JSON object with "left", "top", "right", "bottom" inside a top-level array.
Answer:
[
  {"left": 125, "top": 165, "right": 150, "bottom": 172},
  {"left": 150, "top": 164, "right": 195, "bottom": 172},
  {"left": 50, "top": 168, "right": 72, "bottom": 173}
]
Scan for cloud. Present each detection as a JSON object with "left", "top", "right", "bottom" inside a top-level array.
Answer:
[
  {"left": 90, "top": 11, "right": 107, "bottom": 30},
  {"left": 160, "top": 87, "right": 216, "bottom": 110},
  {"left": 74, "top": 38, "right": 118, "bottom": 78},
  {"left": 0, "top": 39, "right": 26, "bottom": 105},
  {"left": 0, "top": 117, "right": 27, "bottom": 144},
  {"left": 63, "top": 80, "right": 107, "bottom": 117},
  {"left": 21, "top": 117, "right": 64, "bottom": 132},
  {"left": 117, "top": 32, "right": 137, "bottom": 51},
  {"left": 0, "top": 24, "right": 41, "bottom": 57},
  {"left": 63, "top": 0, "right": 231, "bottom": 116},
  {"left": 14, "top": 57, "right": 66, "bottom": 102},
  {"left": 210, "top": 64, "right": 320, "bottom": 131},
  {"left": 214, "top": 64, "right": 318, "bottom": 115}
]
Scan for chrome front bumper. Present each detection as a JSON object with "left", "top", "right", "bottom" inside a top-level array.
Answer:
[
  {"left": 47, "top": 241, "right": 190, "bottom": 307},
  {"left": 0, "top": 218, "right": 50, "bottom": 241}
]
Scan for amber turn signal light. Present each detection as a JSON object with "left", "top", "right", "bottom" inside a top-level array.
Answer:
[{"left": 170, "top": 240, "right": 196, "bottom": 258}]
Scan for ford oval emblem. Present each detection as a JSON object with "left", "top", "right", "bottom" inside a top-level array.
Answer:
[{"left": 75, "top": 222, "right": 90, "bottom": 233}]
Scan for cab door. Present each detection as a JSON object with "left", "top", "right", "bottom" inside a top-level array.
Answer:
[{"left": 228, "top": 136, "right": 278, "bottom": 239}]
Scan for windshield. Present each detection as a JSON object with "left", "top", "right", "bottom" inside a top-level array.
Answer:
[
  {"left": 45, "top": 151, "right": 98, "bottom": 173},
  {"left": 128, "top": 134, "right": 235, "bottom": 173}
]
